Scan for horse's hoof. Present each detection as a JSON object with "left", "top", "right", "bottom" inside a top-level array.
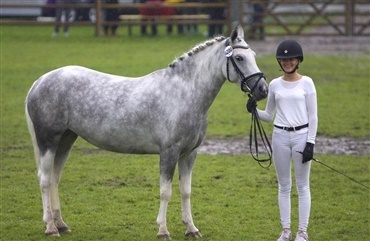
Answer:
[
  {"left": 45, "top": 230, "right": 60, "bottom": 237},
  {"left": 157, "top": 233, "right": 172, "bottom": 240},
  {"left": 185, "top": 231, "right": 202, "bottom": 238},
  {"left": 57, "top": 226, "right": 71, "bottom": 233}
]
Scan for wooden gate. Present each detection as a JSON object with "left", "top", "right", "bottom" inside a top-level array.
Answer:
[{"left": 236, "top": 0, "right": 370, "bottom": 37}]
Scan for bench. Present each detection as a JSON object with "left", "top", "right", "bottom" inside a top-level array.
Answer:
[{"left": 119, "top": 14, "right": 209, "bottom": 36}]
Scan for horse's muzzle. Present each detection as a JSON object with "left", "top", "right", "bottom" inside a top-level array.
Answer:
[{"left": 253, "top": 78, "right": 268, "bottom": 101}]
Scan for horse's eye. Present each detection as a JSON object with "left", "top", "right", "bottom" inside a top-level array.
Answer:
[{"left": 235, "top": 55, "right": 244, "bottom": 61}]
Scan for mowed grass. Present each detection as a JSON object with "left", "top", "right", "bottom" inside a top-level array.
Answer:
[
  {"left": 1, "top": 26, "right": 369, "bottom": 240},
  {"left": 1, "top": 149, "right": 369, "bottom": 241}
]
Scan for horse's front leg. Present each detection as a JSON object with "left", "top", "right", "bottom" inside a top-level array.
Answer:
[
  {"left": 156, "top": 148, "right": 179, "bottom": 240},
  {"left": 178, "top": 151, "right": 202, "bottom": 238},
  {"left": 157, "top": 176, "right": 173, "bottom": 240}
]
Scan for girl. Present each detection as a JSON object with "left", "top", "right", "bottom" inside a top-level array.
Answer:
[{"left": 247, "top": 40, "right": 318, "bottom": 241}]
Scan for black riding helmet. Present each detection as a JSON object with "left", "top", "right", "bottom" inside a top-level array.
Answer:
[
  {"left": 276, "top": 40, "right": 303, "bottom": 74},
  {"left": 276, "top": 39, "right": 304, "bottom": 62}
]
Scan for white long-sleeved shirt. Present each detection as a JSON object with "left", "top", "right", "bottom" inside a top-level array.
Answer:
[{"left": 257, "top": 76, "right": 318, "bottom": 144}]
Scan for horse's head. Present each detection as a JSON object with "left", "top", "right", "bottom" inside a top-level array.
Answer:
[{"left": 223, "top": 25, "right": 268, "bottom": 101}]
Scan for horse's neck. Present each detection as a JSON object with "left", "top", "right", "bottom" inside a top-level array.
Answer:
[{"left": 190, "top": 47, "right": 226, "bottom": 111}]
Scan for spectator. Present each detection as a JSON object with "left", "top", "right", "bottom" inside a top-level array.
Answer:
[
  {"left": 248, "top": 0, "right": 268, "bottom": 40},
  {"left": 165, "top": 0, "right": 184, "bottom": 35},
  {"left": 103, "top": 0, "right": 120, "bottom": 36},
  {"left": 184, "top": 0, "right": 199, "bottom": 34},
  {"left": 203, "top": 0, "right": 225, "bottom": 37},
  {"left": 139, "top": 0, "right": 174, "bottom": 36},
  {"left": 52, "top": 0, "right": 72, "bottom": 37}
]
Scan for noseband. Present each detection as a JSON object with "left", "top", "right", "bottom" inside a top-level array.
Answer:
[{"left": 225, "top": 44, "right": 265, "bottom": 94}]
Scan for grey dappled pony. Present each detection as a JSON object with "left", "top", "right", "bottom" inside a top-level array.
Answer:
[{"left": 25, "top": 26, "right": 268, "bottom": 239}]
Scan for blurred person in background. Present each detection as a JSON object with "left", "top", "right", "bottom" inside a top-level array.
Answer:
[
  {"left": 184, "top": 0, "right": 199, "bottom": 34},
  {"left": 139, "top": 0, "right": 174, "bottom": 36},
  {"left": 203, "top": 0, "right": 225, "bottom": 37},
  {"left": 53, "top": 0, "right": 73, "bottom": 37},
  {"left": 165, "top": 0, "right": 184, "bottom": 35},
  {"left": 103, "top": 0, "right": 119, "bottom": 36},
  {"left": 248, "top": 0, "right": 268, "bottom": 40}
]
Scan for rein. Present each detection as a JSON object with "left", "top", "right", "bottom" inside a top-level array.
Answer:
[
  {"left": 248, "top": 95, "right": 272, "bottom": 168},
  {"left": 224, "top": 42, "right": 272, "bottom": 168}
]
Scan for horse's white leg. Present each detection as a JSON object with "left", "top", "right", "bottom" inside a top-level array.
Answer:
[
  {"left": 26, "top": 108, "right": 59, "bottom": 236},
  {"left": 178, "top": 151, "right": 201, "bottom": 238},
  {"left": 50, "top": 177, "right": 69, "bottom": 233},
  {"left": 156, "top": 148, "right": 179, "bottom": 240},
  {"left": 50, "top": 173, "right": 69, "bottom": 233},
  {"left": 157, "top": 176, "right": 173, "bottom": 240},
  {"left": 51, "top": 157, "right": 69, "bottom": 233},
  {"left": 50, "top": 168, "right": 71, "bottom": 232},
  {"left": 51, "top": 131, "right": 77, "bottom": 233},
  {"left": 39, "top": 150, "right": 60, "bottom": 236}
]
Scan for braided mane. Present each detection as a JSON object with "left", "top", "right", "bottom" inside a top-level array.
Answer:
[{"left": 169, "top": 36, "right": 226, "bottom": 68}]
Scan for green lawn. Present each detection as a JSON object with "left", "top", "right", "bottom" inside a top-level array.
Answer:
[
  {"left": 0, "top": 25, "right": 369, "bottom": 240},
  {"left": 1, "top": 149, "right": 368, "bottom": 240}
]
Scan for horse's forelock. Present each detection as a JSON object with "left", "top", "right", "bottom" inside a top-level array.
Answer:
[{"left": 169, "top": 36, "right": 226, "bottom": 68}]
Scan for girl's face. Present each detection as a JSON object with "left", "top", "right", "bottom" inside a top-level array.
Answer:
[{"left": 278, "top": 58, "right": 300, "bottom": 73}]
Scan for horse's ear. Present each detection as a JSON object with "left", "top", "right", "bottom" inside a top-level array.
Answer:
[{"left": 230, "top": 25, "right": 244, "bottom": 43}]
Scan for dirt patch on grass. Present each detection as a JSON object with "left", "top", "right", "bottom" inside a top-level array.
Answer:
[{"left": 198, "top": 135, "right": 369, "bottom": 156}]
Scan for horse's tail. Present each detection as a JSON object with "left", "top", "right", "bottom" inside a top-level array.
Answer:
[{"left": 25, "top": 86, "right": 41, "bottom": 169}]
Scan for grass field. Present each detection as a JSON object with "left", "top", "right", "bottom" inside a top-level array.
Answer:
[{"left": 1, "top": 26, "right": 369, "bottom": 240}]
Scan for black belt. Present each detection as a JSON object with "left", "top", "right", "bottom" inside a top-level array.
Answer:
[{"left": 274, "top": 123, "right": 309, "bottom": 132}]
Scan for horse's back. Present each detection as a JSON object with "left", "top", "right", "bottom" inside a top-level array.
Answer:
[
  {"left": 26, "top": 66, "right": 144, "bottom": 151},
  {"left": 27, "top": 65, "right": 138, "bottom": 109},
  {"left": 28, "top": 65, "right": 129, "bottom": 95}
]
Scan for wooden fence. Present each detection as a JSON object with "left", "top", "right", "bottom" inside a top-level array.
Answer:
[
  {"left": 240, "top": 0, "right": 370, "bottom": 37},
  {"left": 0, "top": 0, "right": 369, "bottom": 37},
  {"left": 0, "top": 1, "right": 230, "bottom": 36}
]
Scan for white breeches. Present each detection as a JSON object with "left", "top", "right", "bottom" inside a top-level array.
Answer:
[{"left": 272, "top": 128, "right": 311, "bottom": 232}]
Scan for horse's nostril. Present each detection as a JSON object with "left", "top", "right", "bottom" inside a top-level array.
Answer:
[
  {"left": 257, "top": 85, "right": 268, "bottom": 100},
  {"left": 259, "top": 85, "right": 267, "bottom": 94}
]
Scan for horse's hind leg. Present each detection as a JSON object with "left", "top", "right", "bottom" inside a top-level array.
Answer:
[
  {"left": 26, "top": 109, "right": 60, "bottom": 236},
  {"left": 178, "top": 151, "right": 202, "bottom": 238},
  {"left": 27, "top": 106, "right": 77, "bottom": 236},
  {"left": 38, "top": 149, "right": 60, "bottom": 236},
  {"left": 37, "top": 130, "right": 77, "bottom": 236},
  {"left": 51, "top": 130, "right": 78, "bottom": 233}
]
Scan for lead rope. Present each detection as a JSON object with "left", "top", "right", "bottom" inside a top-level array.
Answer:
[{"left": 248, "top": 95, "right": 272, "bottom": 168}]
